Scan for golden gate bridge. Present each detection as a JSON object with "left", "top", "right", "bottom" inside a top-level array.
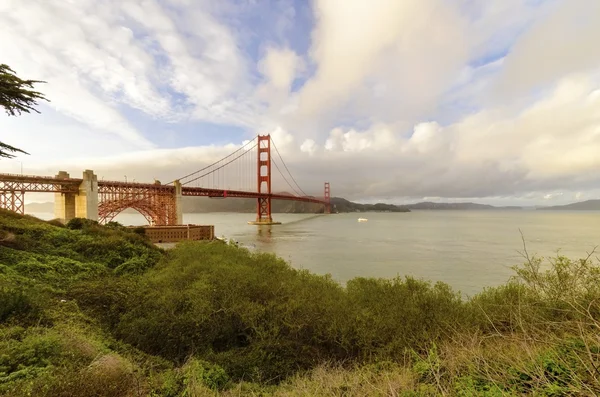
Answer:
[{"left": 0, "top": 135, "right": 331, "bottom": 226}]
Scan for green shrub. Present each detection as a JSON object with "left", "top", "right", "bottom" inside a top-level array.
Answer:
[
  {"left": 182, "top": 358, "right": 230, "bottom": 391},
  {"left": 80, "top": 242, "right": 469, "bottom": 383},
  {"left": 69, "top": 277, "right": 140, "bottom": 329},
  {"left": 468, "top": 282, "right": 540, "bottom": 332},
  {"left": 105, "top": 221, "right": 124, "bottom": 229},
  {"left": 0, "top": 330, "right": 63, "bottom": 386},
  {"left": 66, "top": 217, "right": 100, "bottom": 230},
  {"left": 114, "top": 255, "right": 152, "bottom": 275},
  {"left": 0, "top": 287, "right": 40, "bottom": 323},
  {"left": 46, "top": 219, "right": 65, "bottom": 228},
  {"left": 345, "top": 276, "right": 466, "bottom": 357}
]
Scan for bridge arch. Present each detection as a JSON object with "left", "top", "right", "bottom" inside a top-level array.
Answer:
[
  {"left": 98, "top": 200, "right": 163, "bottom": 225},
  {"left": 97, "top": 185, "right": 178, "bottom": 226}
]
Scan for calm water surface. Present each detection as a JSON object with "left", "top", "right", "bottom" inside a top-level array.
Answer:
[{"left": 30, "top": 210, "right": 600, "bottom": 295}]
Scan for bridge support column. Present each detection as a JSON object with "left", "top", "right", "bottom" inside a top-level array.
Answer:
[
  {"left": 54, "top": 171, "right": 76, "bottom": 223},
  {"left": 248, "top": 134, "right": 281, "bottom": 225},
  {"left": 75, "top": 170, "right": 98, "bottom": 221},
  {"left": 174, "top": 180, "right": 183, "bottom": 225}
]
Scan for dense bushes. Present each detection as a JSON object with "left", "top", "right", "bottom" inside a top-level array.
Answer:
[
  {"left": 69, "top": 240, "right": 600, "bottom": 391},
  {"left": 70, "top": 242, "right": 469, "bottom": 383},
  {"left": 0, "top": 286, "right": 40, "bottom": 323},
  {"left": 0, "top": 211, "right": 162, "bottom": 288},
  {"left": 2, "top": 210, "right": 600, "bottom": 395}
]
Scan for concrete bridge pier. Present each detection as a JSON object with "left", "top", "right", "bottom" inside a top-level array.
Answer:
[
  {"left": 54, "top": 171, "right": 75, "bottom": 223},
  {"left": 76, "top": 170, "right": 98, "bottom": 221},
  {"left": 54, "top": 170, "right": 98, "bottom": 224}
]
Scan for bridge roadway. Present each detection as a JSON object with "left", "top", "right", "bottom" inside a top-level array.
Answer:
[{"left": 0, "top": 172, "right": 329, "bottom": 205}]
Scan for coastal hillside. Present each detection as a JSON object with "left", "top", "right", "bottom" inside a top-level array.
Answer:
[
  {"left": 405, "top": 201, "right": 522, "bottom": 210},
  {"left": 538, "top": 199, "right": 600, "bottom": 211},
  {"left": 2, "top": 209, "right": 600, "bottom": 395},
  {"left": 330, "top": 197, "right": 410, "bottom": 212}
]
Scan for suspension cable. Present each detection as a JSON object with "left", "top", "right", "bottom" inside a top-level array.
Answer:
[
  {"left": 181, "top": 142, "right": 258, "bottom": 186},
  {"left": 270, "top": 137, "right": 308, "bottom": 197},
  {"left": 167, "top": 137, "right": 257, "bottom": 185},
  {"left": 272, "top": 156, "right": 302, "bottom": 196}
]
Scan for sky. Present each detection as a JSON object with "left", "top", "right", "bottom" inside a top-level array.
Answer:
[{"left": 1, "top": 0, "right": 600, "bottom": 206}]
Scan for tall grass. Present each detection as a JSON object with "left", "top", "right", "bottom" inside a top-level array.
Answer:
[{"left": 2, "top": 210, "right": 600, "bottom": 395}]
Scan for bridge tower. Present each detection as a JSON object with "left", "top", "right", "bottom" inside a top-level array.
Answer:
[
  {"left": 324, "top": 182, "right": 331, "bottom": 214},
  {"left": 249, "top": 134, "right": 281, "bottom": 225}
]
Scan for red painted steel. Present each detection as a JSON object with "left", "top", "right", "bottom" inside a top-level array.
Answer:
[
  {"left": 324, "top": 182, "right": 331, "bottom": 214},
  {"left": 0, "top": 174, "right": 330, "bottom": 224},
  {"left": 97, "top": 181, "right": 177, "bottom": 226},
  {"left": 0, "top": 173, "right": 80, "bottom": 215},
  {"left": 0, "top": 190, "right": 25, "bottom": 214},
  {"left": 0, "top": 173, "right": 80, "bottom": 193},
  {"left": 256, "top": 134, "right": 272, "bottom": 222},
  {"left": 181, "top": 186, "right": 328, "bottom": 204}
]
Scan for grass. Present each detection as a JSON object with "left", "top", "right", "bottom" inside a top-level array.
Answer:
[{"left": 1, "top": 209, "right": 600, "bottom": 395}]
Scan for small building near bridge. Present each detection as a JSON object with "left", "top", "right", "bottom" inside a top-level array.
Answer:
[{"left": 138, "top": 224, "right": 215, "bottom": 243}]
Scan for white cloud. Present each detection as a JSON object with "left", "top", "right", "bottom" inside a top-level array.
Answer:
[
  {"left": 14, "top": 68, "right": 600, "bottom": 202},
  {"left": 3, "top": 0, "right": 600, "bottom": 206},
  {"left": 121, "top": 0, "right": 256, "bottom": 126},
  {"left": 288, "top": 0, "right": 470, "bottom": 133},
  {"left": 0, "top": 106, "right": 143, "bottom": 165},
  {"left": 300, "top": 139, "right": 317, "bottom": 156},
  {"left": 459, "top": 0, "right": 548, "bottom": 60},
  {"left": 0, "top": 0, "right": 168, "bottom": 148},
  {"left": 14, "top": 72, "right": 600, "bottom": 204},
  {"left": 257, "top": 47, "right": 304, "bottom": 106},
  {"left": 0, "top": 0, "right": 259, "bottom": 149},
  {"left": 493, "top": 0, "right": 600, "bottom": 101}
]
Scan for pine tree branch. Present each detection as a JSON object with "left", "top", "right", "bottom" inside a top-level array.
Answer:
[
  {"left": 0, "top": 64, "right": 49, "bottom": 116},
  {"left": 0, "top": 63, "right": 49, "bottom": 159}
]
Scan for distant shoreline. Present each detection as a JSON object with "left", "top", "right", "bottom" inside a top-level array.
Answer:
[{"left": 24, "top": 198, "right": 600, "bottom": 214}]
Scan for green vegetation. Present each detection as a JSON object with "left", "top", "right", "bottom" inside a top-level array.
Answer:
[{"left": 1, "top": 209, "right": 600, "bottom": 395}]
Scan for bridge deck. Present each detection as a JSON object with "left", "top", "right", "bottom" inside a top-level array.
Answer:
[{"left": 0, "top": 173, "right": 81, "bottom": 193}]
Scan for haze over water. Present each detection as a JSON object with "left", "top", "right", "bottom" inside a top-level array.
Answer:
[{"left": 30, "top": 210, "right": 600, "bottom": 296}]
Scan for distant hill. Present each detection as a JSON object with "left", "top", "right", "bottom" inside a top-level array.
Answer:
[
  {"left": 329, "top": 199, "right": 524, "bottom": 212},
  {"left": 537, "top": 200, "right": 600, "bottom": 211},
  {"left": 404, "top": 202, "right": 522, "bottom": 210},
  {"left": 25, "top": 202, "right": 54, "bottom": 212},
  {"left": 330, "top": 198, "right": 410, "bottom": 213}
]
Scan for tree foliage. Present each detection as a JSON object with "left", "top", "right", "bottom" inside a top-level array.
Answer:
[{"left": 0, "top": 64, "right": 48, "bottom": 159}]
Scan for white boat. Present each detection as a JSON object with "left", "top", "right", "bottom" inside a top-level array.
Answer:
[{"left": 357, "top": 218, "right": 368, "bottom": 222}]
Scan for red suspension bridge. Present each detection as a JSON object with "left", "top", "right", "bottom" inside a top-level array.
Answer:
[{"left": 0, "top": 135, "right": 331, "bottom": 226}]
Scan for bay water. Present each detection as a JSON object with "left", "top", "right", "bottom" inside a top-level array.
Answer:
[{"left": 28, "top": 210, "right": 600, "bottom": 296}]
